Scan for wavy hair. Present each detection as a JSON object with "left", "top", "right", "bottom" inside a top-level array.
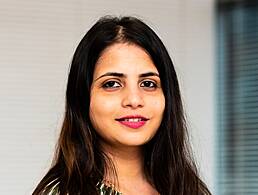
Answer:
[{"left": 33, "top": 16, "right": 211, "bottom": 195}]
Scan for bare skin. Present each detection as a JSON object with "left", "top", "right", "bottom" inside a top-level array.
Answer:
[{"left": 103, "top": 144, "right": 159, "bottom": 195}]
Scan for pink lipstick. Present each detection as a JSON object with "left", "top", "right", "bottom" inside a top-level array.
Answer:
[{"left": 115, "top": 115, "right": 149, "bottom": 129}]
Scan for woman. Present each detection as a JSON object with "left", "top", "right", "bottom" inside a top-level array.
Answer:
[{"left": 33, "top": 16, "right": 211, "bottom": 195}]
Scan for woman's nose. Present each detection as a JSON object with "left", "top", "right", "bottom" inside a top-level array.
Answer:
[{"left": 121, "top": 87, "right": 144, "bottom": 109}]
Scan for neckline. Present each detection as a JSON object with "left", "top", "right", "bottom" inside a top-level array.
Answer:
[{"left": 96, "top": 180, "right": 122, "bottom": 195}]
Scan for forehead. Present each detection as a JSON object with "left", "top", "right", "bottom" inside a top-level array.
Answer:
[{"left": 93, "top": 43, "right": 158, "bottom": 77}]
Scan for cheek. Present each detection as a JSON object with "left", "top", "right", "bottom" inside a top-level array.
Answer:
[
  {"left": 90, "top": 93, "right": 119, "bottom": 118},
  {"left": 151, "top": 95, "right": 165, "bottom": 115}
]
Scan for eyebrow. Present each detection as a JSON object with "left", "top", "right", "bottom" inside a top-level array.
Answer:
[{"left": 94, "top": 71, "right": 160, "bottom": 81}]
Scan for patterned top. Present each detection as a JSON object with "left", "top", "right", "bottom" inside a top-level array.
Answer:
[
  {"left": 96, "top": 181, "right": 122, "bottom": 195},
  {"left": 48, "top": 181, "right": 122, "bottom": 195}
]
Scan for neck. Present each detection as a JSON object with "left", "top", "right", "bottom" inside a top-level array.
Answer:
[
  {"left": 102, "top": 143, "right": 146, "bottom": 182},
  {"left": 100, "top": 143, "right": 159, "bottom": 195}
]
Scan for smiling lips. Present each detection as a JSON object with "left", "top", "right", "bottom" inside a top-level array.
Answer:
[{"left": 115, "top": 115, "right": 149, "bottom": 129}]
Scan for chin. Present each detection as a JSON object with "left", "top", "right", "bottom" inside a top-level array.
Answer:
[{"left": 116, "top": 136, "right": 153, "bottom": 147}]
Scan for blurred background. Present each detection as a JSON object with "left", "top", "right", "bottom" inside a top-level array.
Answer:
[{"left": 0, "top": 0, "right": 257, "bottom": 194}]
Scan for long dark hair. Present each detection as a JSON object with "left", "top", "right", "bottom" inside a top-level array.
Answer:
[{"left": 33, "top": 16, "right": 211, "bottom": 195}]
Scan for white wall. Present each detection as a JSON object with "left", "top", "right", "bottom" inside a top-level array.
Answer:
[{"left": 0, "top": 0, "right": 215, "bottom": 194}]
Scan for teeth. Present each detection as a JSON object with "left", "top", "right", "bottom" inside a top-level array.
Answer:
[{"left": 125, "top": 118, "right": 142, "bottom": 122}]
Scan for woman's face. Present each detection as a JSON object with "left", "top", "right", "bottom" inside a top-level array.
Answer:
[{"left": 89, "top": 43, "right": 165, "bottom": 149}]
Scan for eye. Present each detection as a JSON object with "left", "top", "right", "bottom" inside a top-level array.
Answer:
[
  {"left": 140, "top": 80, "right": 157, "bottom": 89},
  {"left": 102, "top": 80, "right": 121, "bottom": 89}
]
